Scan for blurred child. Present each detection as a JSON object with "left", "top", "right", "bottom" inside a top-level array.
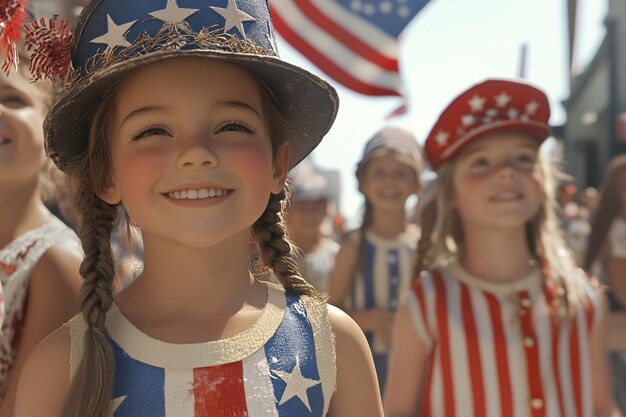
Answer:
[
  {"left": 14, "top": 1, "right": 383, "bottom": 416},
  {"left": 0, "top": 47, "right": 82, "bottom": 414},
  {"left": 385, "top": 79, "right": 618, "bottom": 417},
  {"left": 329, "top": 126, "right": 423, "bottom": 393},
  {"left": 584, "top": 154, "right": 626, "bottom": 415},
  {"left": 287, "top": 172, "right": 339, "bottom": 293}
]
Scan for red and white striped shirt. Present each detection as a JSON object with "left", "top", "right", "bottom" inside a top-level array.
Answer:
[{"left": 407, "top": 262, "right": 602, "bottom": 417}]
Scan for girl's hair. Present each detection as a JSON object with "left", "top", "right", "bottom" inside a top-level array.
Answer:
[
  {"left": 60, "top": 65, "right": 318, "bottom": 417},
  {"left": 414, "top": 145, "right": 585, "bottom": 320},
  {"left": 583, "top": 154, "right": 626, "bottom": 271}
]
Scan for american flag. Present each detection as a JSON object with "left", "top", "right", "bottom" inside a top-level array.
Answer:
[{"left": 269, "top": 0, "right": 431, "bottom": 96}]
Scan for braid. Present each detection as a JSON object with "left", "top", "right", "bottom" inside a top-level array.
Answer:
[
  {"left": 252, "top": 189, "right": 319, "bottom": 298},
  {"left": 61, "top": 178, "right": 118, "bottom": 417},
  {"left": 413, "top": 198, "right": 437, "bottom": 280},
  {"left": 347, "top": 200, "right": 373, "bottom": 292}
]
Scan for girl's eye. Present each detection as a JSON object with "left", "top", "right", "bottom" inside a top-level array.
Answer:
[
  {"left": 132, "top": 126, "right": 169, "bottom": 140},
  {"left": 1, "top": 95, "right": 28, "bottom": 108},
  {"left": 218, "top": 122, "right": 252, "bottom": 133},
  {"left": 470, "top": 157, "right": 489, "bottom": 168},
  {"left": 514, "top": 153, "right": 537, "bottom": 167}
]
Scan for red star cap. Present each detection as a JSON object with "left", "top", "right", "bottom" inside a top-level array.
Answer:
[{"left": 424, "top": 79, "right": 551, "bottom": 170}]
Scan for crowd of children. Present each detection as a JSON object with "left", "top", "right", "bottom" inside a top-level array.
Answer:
[{"left": 0, "top": 0, "right": 624, "bottom": 416}]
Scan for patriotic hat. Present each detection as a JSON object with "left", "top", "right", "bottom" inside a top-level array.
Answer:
[
  {"left": 291, "top": 172, "right": 331, "bottom": 202},
  {"left": 358, "top": 126, "right": 424, "bottom": 172},
  {"left": 424, "top": 79, "right": 550, "bottom": 170},
  {"left": 43, "top": 0, "right": 339, "bottom": 171}
]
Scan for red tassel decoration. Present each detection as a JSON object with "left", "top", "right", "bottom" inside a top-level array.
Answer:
[
  {"left": 24, "top": 15, "right": 73, "bottom": 82},
  {"left": 0, "top": 0, "right": 26, "bottom": 74}
]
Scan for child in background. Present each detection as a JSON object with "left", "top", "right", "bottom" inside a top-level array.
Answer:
[
  {"left": 14, "top": 1, "right": 383, "bottom": 416},
  {"left": 287, "top": 171, "right": 339, "bottom": 293},
  {"left": 0, "top": 48, "right": 82, "bottom": 414},
  {"left": 329, "top": 126, "right": 423, "bottom": 393},
  {"left": 584, "top": 154, "right": 626, "bottom": 415},
  {"left": 385, "top": 79, "right": 618, "bottom": 417}
]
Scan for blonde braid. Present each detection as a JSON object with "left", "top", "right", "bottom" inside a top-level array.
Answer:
[
  {"left": 61, "top": 181, "right": 118, "bottom": 417},
  {"left": 252, "top": 190, "right": 320, "bottom": 298},
  {"left": 413, "top": 198, "right": 437, "bottom": 280}
]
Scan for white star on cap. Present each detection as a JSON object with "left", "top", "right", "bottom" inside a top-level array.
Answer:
[
  {"left": 210, "top": 0, "right": 256, "bottom": 39},
  {"left": 273, "top": 355, "right": 320, "bottom": 412},
  {"left": 461, "top": 114, "right": 475, "bottom": 127},
  {"left": 495, "top": 92, "right": 512, "bottom": 107},
  {"left": 468, "top": 95, "right": 486, "bottom": 112},
  {"left": 507, "top": 108, "right": 520, "bottom": 119},
  {"left": 435, "top": 130, "right": 449, "bottom": 147},
  {"left": 525, "top": 100, "right": 539, "bottom": 115},
  {"left": 90, "top": 15, "right": 137, "bottom": 50},
  {"left": 150, "top": 0, "right": 199, "bottom": 24}
]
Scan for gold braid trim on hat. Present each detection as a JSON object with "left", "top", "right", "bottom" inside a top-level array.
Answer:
[{"left": 65, "top": 21, "right": 276, "bottom": 90}]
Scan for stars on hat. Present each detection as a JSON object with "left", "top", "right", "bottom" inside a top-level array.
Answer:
[
  {"left": 525, "top": 100, "right": 540, "bottom": 115},
  {"left": 210, "top": 0, "right": 256, "bottom": 39},
  {"left": 149, "top": 0, "right": 199, "bottom": 25},
  {"left": 90, "top": 15, "right": 137, "bottom": 50},
  {"left": 495, "top": 92, "right": 512, "bottom": 108},
  {"left": 508, "top": 108, "right": 520, "bottom": 119},
  {"left": 435, "top": 130, "right": 449, "bottom": 147},
  {"left": 468, "top": 95, "right": 486, "bottom": 112},
  {"left": 273, "top": 355, "right": 321, "bottom": 412},
  {"left": 461, "top": 114, "right": 475, "bottom": 127}
]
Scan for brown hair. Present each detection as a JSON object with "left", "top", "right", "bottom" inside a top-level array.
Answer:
[
  {"left": 60, "top": 64, "right": 318, "bottom": 417},
  {"left": 584, "top": 154, "right": 626, "bottom": 271},
  {"left": 414, "top": 147, "right": 584, "bottom": 321}
]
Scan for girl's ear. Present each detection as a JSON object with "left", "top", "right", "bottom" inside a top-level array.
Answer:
[
  {"left": 100, "top": 182, "right": 121, "bottom": 205},
  {"left": 271, "top": 143, "right": 291, "bottom": 194}
]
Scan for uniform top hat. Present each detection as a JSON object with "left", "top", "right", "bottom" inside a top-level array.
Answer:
[
  {"left": 424, "top": 79, "right": 551, "bottom": 170},
  {"left": 41, "top": 0, "right": 338, "bottom": 171}
]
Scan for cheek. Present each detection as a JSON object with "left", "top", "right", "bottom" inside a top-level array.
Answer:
[
  {"left": 115, "top": 147, "right": 166, "bottom": 196},
  {"left": 228, "top": 143, "right": 275, "bottom": 184}
]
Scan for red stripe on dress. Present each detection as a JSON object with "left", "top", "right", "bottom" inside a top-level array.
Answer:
[
  {"left": 460, "top": 283, "right": 486, "bottom": 417},
  {"left": 193, "top": 362, "right": 248, "bottom": 417},
  {"left": 293, "top": 0, "right": 399, "bottom": 71},
  {"left": 270, "top": 8, "right": 401, "bottom": 96},
  {"left": 570, "top": 315, "right": 583, "bottom": 417},
  {"left": 543, "top": 279, "right": 566, "bottom": 417},
  {"left": 519, "top": 290, "right": 547, "bottom": 417},
  {"left": 412, "top": 279, "right": 432, "bottom": 341},
  {"left": 433, "top": 270, "right": 454, "bottom": 417},
  {"left": 485, "top": 292, "right": 513, "bottom": 417}
]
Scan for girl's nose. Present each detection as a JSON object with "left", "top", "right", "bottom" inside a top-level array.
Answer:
[
  {"left": 175, "top": 136, "right": 218, "bottom": 169},
  {"left": 496, "top": 162, "right": 517, "bottom": 180}
]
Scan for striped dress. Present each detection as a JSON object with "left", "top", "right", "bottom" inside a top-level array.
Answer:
[
  {"left": 343, "top": 223, "right": 419, "bottom": 391},
  {"left": 407, "top": 262, "right": 602, "bottom": 417},
  {"left": 67, "top": 283, "right": 336, "bottom": 417}
]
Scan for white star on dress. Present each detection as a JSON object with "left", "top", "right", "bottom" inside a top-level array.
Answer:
[
  {"left": 495, "top": 92, "right": 512, "bottom": 107},
  {"left": 273, "top": 355, "right": 321, "bottom": 412},
  {"left": 435, "top": 130, "right": 449, "bottom": 147},
  {"left": 150, "top": 0, "right": 199, "bottom": 24},
  {"left": 468, "top": 95, "right": 486, "bottom": 112},
  {"left": 108, "top": 396, "right": 126, "bottom": 416},
  {"left": 210, "top": 0, "right": 256, "bottom": 38},
  {"left": 90, "top": 15, "right": 137, "bottom": 50}
]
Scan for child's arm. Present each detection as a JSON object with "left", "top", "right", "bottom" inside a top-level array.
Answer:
[
  {"left": 327, "top": 241, "right": 394, "bottom": 345},
  {"left": 0, "top": 242, "right": 81, "bottom": 417},
  {"left": 14, "top": 327, "right": 72, "bottom": 417},
  {"left": 609, "top": 256, "right": 626, "bottom": 308},
  {"left": 326, "top": 305, "right": 383, "bottom": 417},
  {"left": 591, "top": 290, "right": 624, "bottom": 417},
  {"left": 384, "top": 301, "right": 431, "bottom": 417}
]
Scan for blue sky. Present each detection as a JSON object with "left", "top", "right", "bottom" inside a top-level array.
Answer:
[{"left": 277, "top": 0, "right": 608, "bottom": 226}]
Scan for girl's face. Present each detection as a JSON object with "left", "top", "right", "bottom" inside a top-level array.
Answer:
[
  {"left": 0, "top": 71, "right": 47, "bottom": 190},
  {"left": 452, "top": 132, "right": 543, "bottom": 232},
  {"left": 102, "top": 59, "right": 289, "bottom": 248},
  {"left": 359, "top": 152, "right": 419, "bottom": 212}
]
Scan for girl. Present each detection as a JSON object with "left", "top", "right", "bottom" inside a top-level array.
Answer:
[
  {"left": 328, "top": 126, "right": 423, "bottom": 393},
  {"left": 0, "top": 47, "right": 83, "bottom": 415},
  {"left": 13, "top": 1, "right": 382, "bottom": 417},
  {"left": 584, "top": 154, "right": 626, "bottom": 415},
  {"left": 384, "top": 79, "right": 618, "bottom": 417}
]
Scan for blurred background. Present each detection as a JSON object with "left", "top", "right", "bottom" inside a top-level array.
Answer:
[{"left": 32, "top": 0, "right": 622, "bottom": 228}]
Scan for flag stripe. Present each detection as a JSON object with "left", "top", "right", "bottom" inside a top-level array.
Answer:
[
  {"left": 292, "top": 0, "right": 398, "bottom": 71},
  {"left": 433, "top": 271, "right": 454, "bottom": 417},
  {"left": 485, "top": 293, "right": 513, "bottom": 417},
  {"left": 243, "top": 348, "right": 280, "bottom": 417},
  {"left": 461, "top": 284, "right": 486, "bottom": 417},
  {"left": 193, "top": 362, "right": 248, "bottom": 417},
  {"left": 164, "top": 369, "right": 194, "bottom": 417}
]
